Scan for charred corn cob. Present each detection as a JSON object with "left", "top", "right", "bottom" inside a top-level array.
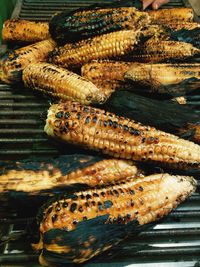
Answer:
[
  {"left": 0, "top": 39, "right": 56, "bottom": 84},
  {"left": 129, "top": 39, "right": 200, "bottom": 63},
  {"left": 49, "top": 7, "right": 149, "bottom": 44},
  {"left": 148, "top": 8, "right": 194, "bottom": 24},
  {"left": 0, "top": 155, "right": 139, "bottom": 194},
  {"left": 49, "top": 30, "right": 141, "bottom": 68},
  {"left": 23, "top": 63, "right": 106, "bottom": 105},
  {"left": 105, "top": 90, "right": 200, "bottom": 144},
  {"left": 2, "top": 19, "right": 50, "bottom": 43},
  {"left": 35, "top": 173, "right": 196, "bottom": 264},
  {"left": 124, "top": 63, "right": 200, "bottom": 95},
  {"left": 45, "top": 102, "right": 200, "bottom": 168},
  {"left": 81, "top": 61, "right": 133, "bottom": 94},
  {"left": 142, "top": 24, "right": 171, "bottom": 41},
  {"left": 165, "top": 22, "right": 200, "bottom": 31}
]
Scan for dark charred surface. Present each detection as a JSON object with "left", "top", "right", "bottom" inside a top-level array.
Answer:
[
  {"left": 104, "top": 90, "right": 200, "bottom": 142},
  {"left": 49, "top": 5, "right": 147, "bottom": 44},
  {"left": 171, "top": 28, "right": 200, "bottom": 49},
  {"left": 0, "top": 154, "right": 103, "bottom": 176}
]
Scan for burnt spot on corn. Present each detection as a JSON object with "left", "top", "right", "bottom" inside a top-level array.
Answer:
[
  {"left": 104, "top": 200, "right": 113, "bottom": 209},
  {"left": 1, "top": 39, "right": 56, "bottom": 84},
  {"left": 70, "top": 203, "right": 77, "bottom": 213},
  {"left": 45, "top": 101, "right": 200, "bottom": 167},
  {"left": 49, "top": 7, "right": 149, "bottom": 44},
  {"left": 52, "top": 214, "right": 58, "bottom": 223}
]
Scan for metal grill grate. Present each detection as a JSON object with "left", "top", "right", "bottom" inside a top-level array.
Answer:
[{"left": 0, "top": 0, "right": 200, "bottom": 266}]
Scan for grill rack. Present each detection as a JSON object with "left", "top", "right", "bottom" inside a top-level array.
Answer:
[{"left": 0, "top": 0, "right": 200, "bottom": 266}]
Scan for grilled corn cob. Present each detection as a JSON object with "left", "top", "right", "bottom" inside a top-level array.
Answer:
[
  {"left": 49, "top": 30, "right": 141, "bottom": 68},
  {"left": 81, "top": 61, "right": 133, "bottom": 94},
  {"left": 23, "top": 63, "right": 106, "bottom": 105},
  {"left": 105, "top": 90, "right": 200, "bottom": 144},
  {"left": 35, "top": 173, "right": 196, "bottom": 264},
  {"left": 124, "top": 63, "right": 200, "bottom": 95},
  {"left": 165, "top": 22, "right": 200, "bottom": 31},
  {"left": 0, "top": 155, "right": 139, "bottom": 194},
  {"left": 49, "top": 7, "right": 149, "bottom": 44},
  {"left": 0, "top": 39, "right": 56, "bottom": 84},
  {"left": 148, "top": 8, "right": 194, "bottom": 24},
  {"left": 2, "top": 19, "right": 50, "bottom": 43},
  {"left": 129, "top": 39, "right": 200, "bottom": 63},
  {"left": 45, "top": 102, "right": 200, "bottom": 168}
]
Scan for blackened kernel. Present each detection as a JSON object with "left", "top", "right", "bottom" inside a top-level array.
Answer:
[
  {"left": 71, "top": 195, "right": 78, "bottom": 201},
  {"left": 85, "top": 116, "right": 90, "bottom": 124},
  {"left": 65, "top": 112, "right": 70, "bottom": 119},
  {"left": 55, "top": 205, "right": 61, "bottom": 212},
  {"left": 55, "top": 111, "right": 64, "bottom": 118},
  {"left": 104, "top": 200, "right": 113, "bottom": 209},
  {"left": 113, "top": 121, "right": 118, "bottom": 128},
  {"left": 123, "top": 125, "right": 129, "bottom": 131},
  {"left": 135, "top": 211, "right": 139, "bottom": 215},
  {"left": 119, "top": 188, "right": 124, "bottom": 194},
  {"left": 108, "top": 119, "right": 113, "bottom": 126},
  {"left": 129, "top": 127, "right": 141, "bottom": 136},
  {"left": 70, "top": 203, "right": 77, "bottom": 212},
  {"left": 83, "top": 216, "right": 87, "bottom": 220},
  {"left": 65, "top": 122, "right": 69, "bottom": 128},
  {"left": 86, "top": 194, "right": 92, "bottom": 200},
  {"left": 142, "top": 137, "right": 146, "bottom": 143},
  {"left": 93, "top": 193, "right": 99, "bottom": 197},
  {"left": 138, "top": 186, "right": 143, "bottom": 192},
  {"left": 78, "top": 206, "right": 83, "bottom": 212},
  {"left": 92, "top": 116, "right": 97, "bottom": 123},
  {"left": 91, "top": 201, "right": 96, "bottom": 206},
  {"left": 130, "top": 189, "right": 135, "bottom": 195},
  {"left": 77, "top": 112, "right": 81, "bottom": 119},
  {"left": 52, "top": 214, "right": 58, "bottom": 223},
  {"left": 98, "top": 202, "right": 104, "bottom": 211},
  {"left": 101, "top": 192, "right": 105, "bottom": 197},
  {"left": 114, "top": 190, "right": 119, "bottom": 197},
  {"left": 46, "top": 207, "right": 53, "bottom": 214},
  {"left": 131, "top": 200, "right": 134, "bottom": 207},
  {"left": 85, "top": 202, "right": 90, "bottom": 208},
  {"left": 60, "top": 126, "right": 66, "bottom": 133},
  {"left": 80, "top": 194, "right": 85, "bottom": 199},
  {"left": 62, "top": 202, "right": 68, "bottom": 208},
  {"left": 104, "top": 121, "right": 108, "bottom": 127},
  {"left": 73, "top": 220, "right": 78, "bottom": 225},
  {"left": 117, "top": 215, "right": 124, "bottom": 223},
  {"left": 109, "top": 190, "right": 114, "bottom": 196}
]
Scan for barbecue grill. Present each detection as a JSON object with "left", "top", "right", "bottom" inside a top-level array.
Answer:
[{"left": 0, "top": 0, "right": 200, "bottom": 266}]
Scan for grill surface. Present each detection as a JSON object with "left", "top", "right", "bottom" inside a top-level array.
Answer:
[{"left": 0, "top": 0, "right": 200, "bottom": 266}]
